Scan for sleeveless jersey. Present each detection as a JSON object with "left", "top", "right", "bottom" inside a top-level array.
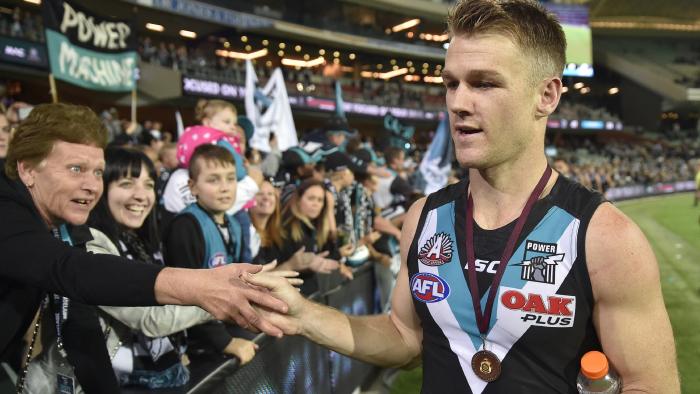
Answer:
[{"left": 408, "top": 175, "right": 604, "bottom": 393}]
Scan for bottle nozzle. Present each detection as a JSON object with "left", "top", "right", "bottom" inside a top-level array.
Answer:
[{"left": 581, "top": 351, "right": 609, "bottom": 380}]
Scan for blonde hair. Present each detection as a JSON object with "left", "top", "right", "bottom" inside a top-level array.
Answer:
[
  {"left": 194, "top": 99, "right": 237, "bottom": 123},
  {"left": 251, "top": 181, "right": 284, "bottom": 249},
  {"left": 281, "top": 180, "right": 332, "bottom": 249},
  {"left": 447, "top": 0, "right": 566, "bottom": 82}
]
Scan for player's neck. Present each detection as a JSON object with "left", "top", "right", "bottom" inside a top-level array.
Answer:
[{"left": 468, "top": 154, "right": 555, "bottom": 230}]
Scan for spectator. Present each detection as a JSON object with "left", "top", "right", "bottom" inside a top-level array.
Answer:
[
  {"left": 274, "top": 179, "right": 350, "bottom": 294},
  {"left": 163, "top": 144, "right": 259, "bottom": 363},
  {"left": 374, "top": 146, "right": 415, "bottom": 221},
  {"left": 25, "top": 148, "right": 213, "bottom": 392},
  {"left": 250, "top": 180, "right": 283, "bottom": 260},
  {"left": 163, "top": 100, "right": 258, "bottom": 214}
]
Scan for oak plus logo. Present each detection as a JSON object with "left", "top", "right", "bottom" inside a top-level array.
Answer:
[
  {"left": 498, "top": 287, "right": 576, "bottom": 328},
  {"left": 417, "top": 232, "right": 453, "bottom": 266},
  {"left": 515, "top": 240, "right": 564, "bottom": 285}
]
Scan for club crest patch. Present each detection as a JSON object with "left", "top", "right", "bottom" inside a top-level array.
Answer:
[
  {"left": 418, "top": 232, "right": 453, "bottom": 266},
  {"left": 514, "top": 240, "right": 564, "bottom": 285}
]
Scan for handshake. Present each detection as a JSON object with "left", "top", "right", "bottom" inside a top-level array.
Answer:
[{"left": 156, "top": 261, "right": 314, "bottom": 338}]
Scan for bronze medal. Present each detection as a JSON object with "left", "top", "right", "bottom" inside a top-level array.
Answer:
[{"left": 471, "top": 349, "right": 501, "bottom": 382}]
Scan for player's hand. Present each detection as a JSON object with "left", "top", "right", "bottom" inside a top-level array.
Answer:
[
  {"left": 190, "top": 263, "right": 289, "bottom": 337},
  {"left": 242, "top": 271, "right": 308, "bottom": 335}
]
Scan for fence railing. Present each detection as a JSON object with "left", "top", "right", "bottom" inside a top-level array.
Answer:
[{"left": 185, "top": 262, "right": 380, "bottom": 394}]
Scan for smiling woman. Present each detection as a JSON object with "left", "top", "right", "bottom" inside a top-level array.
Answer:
[{"left": 90, "top": 148, "right": 159, "bottom": 250}]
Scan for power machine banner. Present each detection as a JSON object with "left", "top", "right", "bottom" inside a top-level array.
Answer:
[{"left": 42, "top": 0, "right": 137, "bottom": 92}]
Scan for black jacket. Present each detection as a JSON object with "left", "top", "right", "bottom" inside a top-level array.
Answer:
[{"left": 0, "top": 171, "right": 163, "bottom": 361}]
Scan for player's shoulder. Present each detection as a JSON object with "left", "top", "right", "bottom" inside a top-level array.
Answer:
[
  {"left": 586, "top": 202, "right": 659, "bottom": 297},
  {"left": 588, "top": 202, "right": 639, "bottom": 244}
]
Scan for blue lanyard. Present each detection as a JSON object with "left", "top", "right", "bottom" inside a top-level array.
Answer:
[{"left": 51, "top": 225, "right": 73, "bottom": 357}]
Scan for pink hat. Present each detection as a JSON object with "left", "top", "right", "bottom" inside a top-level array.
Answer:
[{"left": 177, "top": 125, "right": 241, "bottom": 167}]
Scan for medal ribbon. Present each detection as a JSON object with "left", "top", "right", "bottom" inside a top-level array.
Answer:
[{"left": 466, "top": 166, "right": 552, "bottom": 336}]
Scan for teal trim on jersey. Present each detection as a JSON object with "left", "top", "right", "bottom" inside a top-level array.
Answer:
[
  {"left": 434, "top": 203, "right": 577, "bottom": 350},
  {"left": 434, "top": 202, "right": 483, "bottom": 349},
  {"left": 182, "top": 203, "right": 241, "bottom": 268}
]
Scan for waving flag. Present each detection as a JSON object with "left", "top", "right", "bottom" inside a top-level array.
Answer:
[
  {"left": 245, "top": 60, "right": 298, "bottom": 153},
  {"left": 335, "top": 80, "right": 346, "bottom": 119},
  {"left": 420, "top": 112, "right": 454, "bottom": 195}
]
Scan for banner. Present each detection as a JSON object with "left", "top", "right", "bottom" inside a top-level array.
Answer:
[
  {"left": 419, "top": 112, "right": 453, "bottom": 195},
  {"left": 42, "top": 0, "right": 137, "bottom": 92},
  {"left": 245, "top": 60, "right": 298, "bottom": 153}
]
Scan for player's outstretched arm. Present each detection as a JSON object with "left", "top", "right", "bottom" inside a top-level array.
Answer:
[
  {"left": 587, "top": 203, "right": 680, "bottom": 393},
  {"left": 245, "top": 198, "right": 427, "bottom": 368}
]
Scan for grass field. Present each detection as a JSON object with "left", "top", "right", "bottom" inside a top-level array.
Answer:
[{"left": 391, "top": 193, "right": 700, "bottom": 393}]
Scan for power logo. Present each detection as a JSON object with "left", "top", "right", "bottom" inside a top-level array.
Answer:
[
  {"left": 515, "top": 240, "right": 564, "bottom": 285},
  {"left": 499, "top": 288, "right": 576, "bottom": 328},
  {"left": 411, "top": 272, "right": 451, "bottom": 303}
]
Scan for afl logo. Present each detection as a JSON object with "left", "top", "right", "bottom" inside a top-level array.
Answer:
[
  {"left": 418, "top": 232, "right": 453, "bottom": 266},
  {"left": 411, "top": 273, "right": 450, "bottom": 303},
  {"left": 209, "top": 253, "right": 227, "bottom": 268}
]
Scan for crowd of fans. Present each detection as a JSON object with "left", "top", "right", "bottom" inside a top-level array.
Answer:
[
  {"left": 138, "top": 36, "right": 447, "bottom": 112},
  {"left": 0, "top": 97, "right": 427, "bottom": 391},
  {"left": 553, "top": 100, "right": 622, "bottom": 123},
  {"left": 552, "top": 136, "right": 698, "bottom": 193}
]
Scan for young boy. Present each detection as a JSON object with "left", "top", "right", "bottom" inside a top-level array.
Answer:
[{"left": 164, "top": 144, "right": 257, "bottom": 364}]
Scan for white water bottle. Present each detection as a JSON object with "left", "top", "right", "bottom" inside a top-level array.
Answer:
[{"left": 576, "top": 351, "right": 620, "bottom": 394}]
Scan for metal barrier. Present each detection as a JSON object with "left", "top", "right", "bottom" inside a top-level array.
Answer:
[{"left": 186, "top": 262, "right": 380, "bottom": 394}]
